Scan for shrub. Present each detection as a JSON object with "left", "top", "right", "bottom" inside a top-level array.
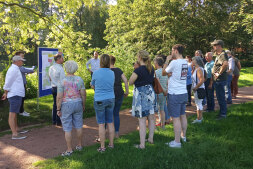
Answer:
[{"left": 26, "top": 72, "right": 38, "bottom": 99}]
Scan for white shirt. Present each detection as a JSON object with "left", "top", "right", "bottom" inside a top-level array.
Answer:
[
  {"left": 86, "top": 58, "right": 100, "bottom": 72},
  {"left": 192, "top": 67, "right": 205, "bottom": 89},
  {"left": 165, "top": 59, "right": 188, "bottom": 95},
  {"left": 3, "top": 64, "right": 25, "bottom": 98},
  {"left": 49, "top": 63, "right": 65, "bottom": 87}
]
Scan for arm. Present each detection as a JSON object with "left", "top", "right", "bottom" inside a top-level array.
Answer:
[
  {"left": 162, "top": 55, "right": 172, "bottom": 76},
  {"left": 86, "top": 59, "right": 92, "bottom": 72},
  {"left": 56, "top": 92, "right": 63, "bottom": 117},
  {"left": 208, "top": 76, "right": 213, "bottom": 89},
  {"left": 193, "top": 69, "right": 205, "bottom": 91},
  {"left": 1, "top": 90, "right": 8, "bottom": 100},
  {"left": 129, "top": 72, "right": 138, "bottom": 85},
  {"left": 80, "top": 89, "right": 86, "bottom": 111},
  {"left": 19, "top": 66, "right": 34, "bottom": 74},
  {"left": 121, "top": 73, "right": 129, "bottom": 97},
  {"left": 237, "top": 60, "right": 241, "bottom": 71},
  {"left": 214, "top": 61, "right": 228, "bottom": 78}
]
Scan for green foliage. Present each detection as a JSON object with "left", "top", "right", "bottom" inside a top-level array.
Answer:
[
  {"left": 238, "top": 67, "right": 253, "bottom": 88},
  {"left": 35, "top": 101, "right": 253, "bottom": 169},
  {"left": 26, "top": 72, "right": 38, "bottom": 99}
]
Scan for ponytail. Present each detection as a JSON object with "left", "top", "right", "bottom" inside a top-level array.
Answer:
[{"left": 146, "top": 57, "right": 152, "bottom": 73}]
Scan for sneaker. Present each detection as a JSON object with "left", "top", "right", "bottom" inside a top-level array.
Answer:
[
  {"left": 166, "top": 140, "right": 181, "bottom": 148},
  {"left": 192, "top": 118, "right": 203, "bottom": 124},
  {"left": 75, "top": 145, "right": 83, "bottom": 151},
  {"left": 12, "top": 135, "right": 27, "bottom": 140},
  {"left": 61, "top": 151, "right": 73, "bottom": 156},
  {"left": 19, "top": 130, "right": 29, "bottom": 134},
  {"left": 181, "top": 136, "right": 187, "bottom": 142},
  {"left": 19, "top": 111, "right": 30, "bottom": 117}
]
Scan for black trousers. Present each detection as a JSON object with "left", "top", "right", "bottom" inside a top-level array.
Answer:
[
  {"left": 187, "top": 84, "right": 192, "bottom": 104},
  {"left": 19, "top": 85, "right": 26, "bottom": 113},
  {"left": 52, "top": 87, "right": 61, "bottom": 125}
]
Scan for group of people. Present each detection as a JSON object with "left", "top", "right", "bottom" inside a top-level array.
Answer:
[{"left": 2, "top": 39, "right": 241, "bottom": 156}]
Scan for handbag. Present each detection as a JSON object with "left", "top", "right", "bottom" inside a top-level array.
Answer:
[
  {"left": 196, "top": 68, "right": 206, "bottom": 99},
  {"left": 153, "top": 73, "right": 163, "bottom": 94}
]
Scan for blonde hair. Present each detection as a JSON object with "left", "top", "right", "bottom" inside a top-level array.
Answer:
[{"left": 137, "top": 50, "right": 152, "bottom": 73}]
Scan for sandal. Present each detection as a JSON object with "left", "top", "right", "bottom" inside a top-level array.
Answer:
[
  {"left": 108, "top": 145, "right": 114, "bottom": 149},
  {"left": 145, "top": 139, "right": 154, "bottom": 144},
  {"left": 61, "top": 151, "right": 73, "bottom": 157},
  {"left": 75, "top": 145, "right": 83, "bottom": 151},
  {"left": 134, "top": 144, "right": 145, "bottom": 149},
  {"left": 97, "top": 147, "right": 106, "bottom": 152}
]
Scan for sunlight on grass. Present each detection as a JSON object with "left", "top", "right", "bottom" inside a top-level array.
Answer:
[{"left": 238, "top": 67, "right": 253, "bottom": 88}]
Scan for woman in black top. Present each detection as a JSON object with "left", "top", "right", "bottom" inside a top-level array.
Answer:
[
  {"left": 129, "top": 50, "right": 156, "bottom": 149},
  {"left": 110, "top": 56, "right": 129, "bottom": 138}
]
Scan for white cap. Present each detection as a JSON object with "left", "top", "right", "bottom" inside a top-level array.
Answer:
[{"left": 12, "top": 55, "right": 26, "bottom": 62}]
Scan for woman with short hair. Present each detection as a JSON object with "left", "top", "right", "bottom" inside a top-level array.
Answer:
[
  {"left": 110, "top": 56, "right": 129, "bottom": 138},
  {"left": 129, "top": 50, "right": 156, "bottom": 149},
  {"left": 91, "top": 54, "right": 115, "bottom": 152},
  {"left": 57, "top": 60, "right": 86, "bottom": 156},
  {"left": 191, "top": 56, "right": 205, "bottom": 123}
]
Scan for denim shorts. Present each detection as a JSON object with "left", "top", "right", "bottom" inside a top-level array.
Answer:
[
  {"left": 8, "top": 96, "right": 23, "bottom": 113},
  {"left": 167, "top": 93, "right": 187, "bottom": 118},
  {"left": 61, "top": 101, "right": 83, "bottom": 132},
  {"left": 94, "top": 99, "right": 115, "bottom": 124}
]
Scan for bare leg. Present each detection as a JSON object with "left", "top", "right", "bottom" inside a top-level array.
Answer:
[
  {"left": 172, "top": 117, "right": 181, "bottom": 143},
  {"left": 160, "top": 110, "right": 165, "bottom": 128},
  {"left": 197, "top": 110, "right": 203, "bottom": 120},
  {"left": 107, "top": 123, "right": 115, "bottom": 146},
  {"left": 138, "top": 117, "right": 146, "bottom": 148},
  {"left": 76, "top": 128, "right": 83, "bottom": 147},
  {"left": 180, "top": 115, "right": 187, "bottom": 138},
  {"left": 9, "top": 113, "right": 17, "bottom": 136},
  {"left": 98, "top": 124, "right": 106, "bottom": 148},
  {"left": 65, "top": 131, "right": 72, "bottom": 152},
  {"left": 148, "top": 114, "right": 155, "bottom": 143}
]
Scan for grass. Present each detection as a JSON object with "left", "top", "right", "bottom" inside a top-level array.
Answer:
[
  {"left": 238, "top": 67, "right": 253, "bottom": 88},
  {"left": 34, "top": 101, "right": 253, "bottom": 169}
]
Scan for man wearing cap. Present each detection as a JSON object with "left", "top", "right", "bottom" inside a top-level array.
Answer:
[
  {"left": 1, "top": 56, "right": 28, "bottom": 139},
  {"left": 49, "top": 54, "right": 65, "bottom": 126},
  {"left": 211, "top": 40, "right": 228, "bottom": 120},
  {"left": 15, "top": 51, "right": 35, "bottom": 117}
]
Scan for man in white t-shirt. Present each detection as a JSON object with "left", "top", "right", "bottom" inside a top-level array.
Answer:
[{"left": 162, "top": 44, "right": 188, "bottom": 148}]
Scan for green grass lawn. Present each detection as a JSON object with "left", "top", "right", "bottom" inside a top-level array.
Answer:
[
  {"left": 35, "top": 101, "right": 253, "bottom": 169},
  {"left": 238, "top": 67, "right": 253, "bottom": 88}
]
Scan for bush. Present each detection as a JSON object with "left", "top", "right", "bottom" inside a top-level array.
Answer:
[
  {"left": 26, "top": 72, "right": 38, "bottom": 99},
  {"left": 240, "top": 60, "right": 253, "bottom": 67}
]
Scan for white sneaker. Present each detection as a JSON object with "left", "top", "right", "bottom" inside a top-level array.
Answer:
[
  {"left": 181, "top": 136, "right": 187, "bottom": 142},
  {"left": 165, "top": 140, "right": 181, "bottom": 148},
  {"left": 12, "top": 135, "right": 27, "bottom": 140},
  {"left": 192, "top": 118, "right": 203, "bottom": 124},
  {"left": 20, "top": 111, "right": 30, "bottom": 117}
]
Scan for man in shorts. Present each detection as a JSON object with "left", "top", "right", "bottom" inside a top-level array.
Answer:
[
  {"left": 1, "top": 56, "right": 27, "bottom": 139},
  {"left": 162, "top": 44, "right": 188, "bottom": 148}
]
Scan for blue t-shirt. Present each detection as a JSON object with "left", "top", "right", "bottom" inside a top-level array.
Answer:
[
  {"left": 134, "top": 65, "right": 154, "bottom": 87},
  {"left": 91, "top": 68, "right": 115, "bottom": 101},
  {"left": 205, "top": 60, "right": 214, "bottom": 79}
]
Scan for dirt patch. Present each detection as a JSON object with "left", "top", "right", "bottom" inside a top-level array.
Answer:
[{"left": 0, "top": 86, "right": 253, "bottom": 169}]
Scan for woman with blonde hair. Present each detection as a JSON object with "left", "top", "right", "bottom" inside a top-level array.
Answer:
[{"left": 129, "top": 50, "right": 156, "bottom": 149}]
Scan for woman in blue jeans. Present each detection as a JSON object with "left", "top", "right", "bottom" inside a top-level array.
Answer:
[
  {"left": 110, "top": 56, "right": 129, "bottom": 138},
  {"left": 91, "top": 54, "right": 115, "bottom": 152}
]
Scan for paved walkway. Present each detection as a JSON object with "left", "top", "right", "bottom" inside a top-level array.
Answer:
[{"left": 0, "top": 86, "right": 253, "bottom": 169}]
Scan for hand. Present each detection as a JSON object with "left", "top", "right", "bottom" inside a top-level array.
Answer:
[
  {"left": 57, "top": 111, "right": 62, "bottom": 117},
  {"left": 124, "top": 92, "right": 129, "bottom": 97},
  {"left": 166, "top": 55, "right": 172, "bottom": 63},
  {"left": 214, "top": 73, "right": 219, "bottom": 78},
  {"left": 1, "top": 93, "right": 7, "bottom": 100},
  {"left": 88, "top": 69, "right": 92, "bottom": 73},
  {"left": 167, "top": 72, "right": 172, "bottom": 77},
  {"left": 193, "top": 88, "right": 197, "bottom": 92}
]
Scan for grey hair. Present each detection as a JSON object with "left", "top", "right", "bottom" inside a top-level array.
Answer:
[
  {"left": 206, "top": 52, "right": 213, "bottom": 57},
  {"left": 64, "top": 60, "right": 78, "bottom": 74},
  {"left": 225, "top": 50, "right": 231, "bottom": 54},
  {"left": 192, "top": 56, "right": 204, "bottom": 68},
  {"left": 195, "top": 50, "right": 203, "bottom": 57}
]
